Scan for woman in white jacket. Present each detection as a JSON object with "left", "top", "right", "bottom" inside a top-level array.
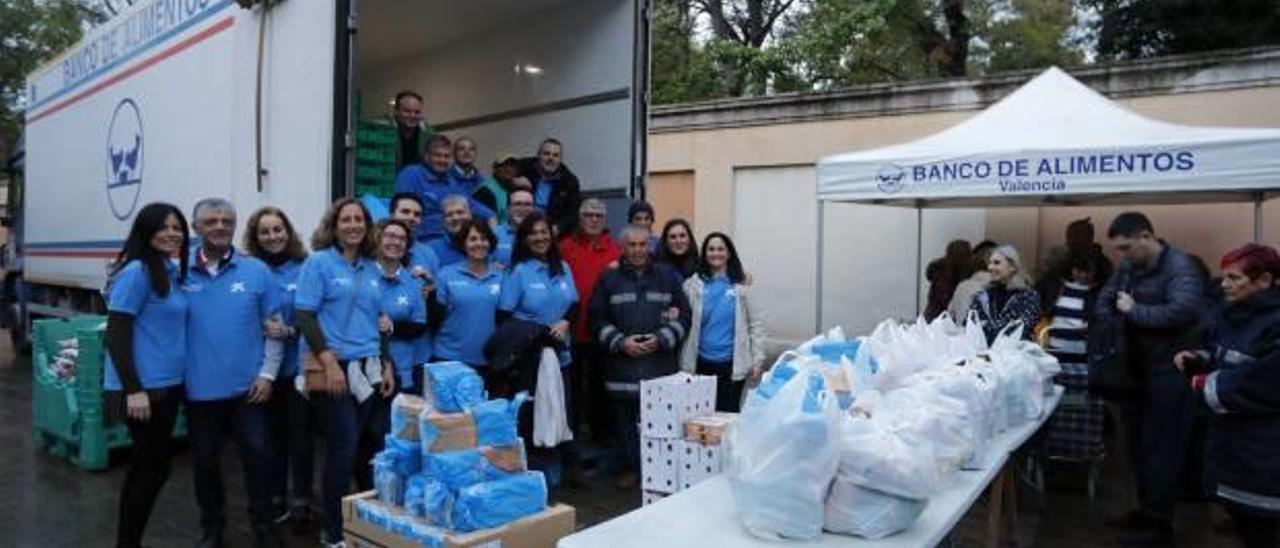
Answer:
[{"left": 679, "top": 232, "right": 766, "bottom": 412}]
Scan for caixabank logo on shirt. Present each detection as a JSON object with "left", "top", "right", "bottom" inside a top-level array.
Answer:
[{"left": 106, "top": 98, "right": 144, "bottom": 220}]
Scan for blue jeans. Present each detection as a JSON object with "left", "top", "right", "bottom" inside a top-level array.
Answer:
[
  {"left": 312, "top": 389, "right": 378, "bottom": 543},
  {"left": 186, "top": 395, "right": 271, "bottom": 533}
]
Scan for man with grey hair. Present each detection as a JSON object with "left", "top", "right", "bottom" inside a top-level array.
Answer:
[
  {"left": 185, "top": 197, "right": 286, "bottom": 547},
  {"left": 559, "top": 197, "right": 622, "bottom": 454},
  {"left": 427, "top": 194, "right": 474, "bottom": 268},
  {"left": 589, "top": 224, "right": 690, "bottom": 489}
]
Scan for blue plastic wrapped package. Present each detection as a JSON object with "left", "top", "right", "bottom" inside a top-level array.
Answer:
[
  {"left": 404, "top": 474, "right": 429, "bottom": 518},
  {"left": 380, "top": 435, "right": 422, "bottom": 477},
  {"left": 373, "top": 454, "right": 405, "bottom": 506},
  {"left": 422, "top": 361, "right": 486, "bottom": 413},
  {"left": 391, "top": 394, "right": 427, "bottom": 440},
  {"left": 470, "top": 393, "right": 527, "bottom": 447},
  {"left": 420, "top": 410, "right": 478, "bottom": 454},
  {"left": 355, "top": 499, "right": 376, "bottom": 522},
  {"left": 403, "top": 518, "right": 446, "bottom": 548},
  {"left": 812, "top": 340, "right": 861, "bottom": 364},
  {"left": 452, "top": 472, "right": 548, "bottom": 533},
  {"left": 422, "top": 442, "right": 527, "bottom": 491},
  {"left": 421, "top": 477, "right": 454, "bottom": 527}
]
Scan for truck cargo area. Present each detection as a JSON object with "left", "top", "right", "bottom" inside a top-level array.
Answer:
[{"left": 355, "top": 0, "right": 645, "bottom": 193}]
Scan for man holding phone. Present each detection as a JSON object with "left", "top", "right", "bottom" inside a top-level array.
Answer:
[{"left": 589, "top": 226, "right": 691, "bottom": 490}]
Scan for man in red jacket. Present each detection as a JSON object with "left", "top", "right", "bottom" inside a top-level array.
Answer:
[{"left": 560, "top": 198, "right": 621, "bottom": 450}]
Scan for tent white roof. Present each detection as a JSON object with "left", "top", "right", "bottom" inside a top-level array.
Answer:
[{"left": 816, "top": 67, "right": 1280, "bottom": 206}]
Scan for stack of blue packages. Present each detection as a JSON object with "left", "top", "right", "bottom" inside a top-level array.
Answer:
[
  {"left": 471, "top": 393, "right": 525, "bottom": 446},
  {"left": 452, "top": 472, "right": 549, "bottom": 533},
  {"left": 422, "top": 443, "right": 526, "bottom": 491},
  {"left": 422, "top": 361, "right": 486, "bottom": 412},
  {"left": 372, "top": 435, "right": 421, "bottom": 505}
]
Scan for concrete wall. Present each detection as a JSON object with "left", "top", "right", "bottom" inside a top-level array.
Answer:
[{"left": 648, "top": 48, "right": 1280, "bottom": 342}]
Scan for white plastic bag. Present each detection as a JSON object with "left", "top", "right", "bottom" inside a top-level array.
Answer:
[
  {"left": 532, "top": 348, "right": 573, "bottom": 448},
  {"left": 728, "top": 362, "right": 841, "bottom": 541},
  {"left": 834, "top": 413, "right": 944, "bottom": 499},
  {"left": 824, "top": 477, "right": 928, "bottom": 539}
]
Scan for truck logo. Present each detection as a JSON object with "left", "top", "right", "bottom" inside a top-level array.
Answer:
[{"left": 106, "top": 98, "right": 144, "bottom": 220}]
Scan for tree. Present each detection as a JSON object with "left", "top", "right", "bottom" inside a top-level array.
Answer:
[
  {"left": 0, "top": 0, "right": 102, "bottom": 152},
  {"left": 982, "top": 0, "right": 1083, "bottom": 72},
  {"left": 695, "top": 0, "right": 799, "bottom": 95},
  {"left": 1085, "top": 0, "right": 1280, "bottom": 61},
  {"left": 652, "top": 0, "right": 725, "bottom": 104}
]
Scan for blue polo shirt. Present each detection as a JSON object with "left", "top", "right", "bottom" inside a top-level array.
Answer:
[
  {"left": 534, "top": 177, "right": 556, "bottom": 212},
  {"left": 428, "top": 237, "right": 466, "bottom": 269},
  {"left": 379, "top": 266, "right": 428, "bottom": 387},
  {"left": 493, "top": 224, "right": 516, "bottom": 267},
  {"left": 408, "top": 241, "right": 441, "bottom": 277},
  {"left": 105, "top": 259, "right": 188, "bottom": 391},
  {"left": 394, "top": 164, "right": 495, "bottom": 242},
  {"left": 434, "top": 263, "right": 504, "bottom": 367},
  {"left": 295, "top": 248, "right": 383, "bottom": 361},
  {"left": 183, "top": 250, "right": 282, "bottom": 401},
  {"left": 499, "top": 259, "right": 577, "bottom": 326},
  {"left": 269, "top": 259, "right": 303, "bottom": 378},
  {"left": 698, "top": 275, "right": 736, "bottom": 362}
]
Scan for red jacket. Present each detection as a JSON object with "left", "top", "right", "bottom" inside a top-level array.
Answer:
[{"left": 560, "top": 230, "right": 622, "bottom": 343}]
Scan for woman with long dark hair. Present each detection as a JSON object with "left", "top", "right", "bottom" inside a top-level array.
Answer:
[
  {"left": 295, "top": 198, "right": 395, "bottom": 547},
  {"left": 678, "top": 232, "right": 766, "bottom": 412},
  {"left": 924, "top": 239, "right": 973, "bottom": 321},
  {"left": 105, "top": 202, "right": 190, "bottom": 548},
  {"left": 657, "top": 218, "right": 698, "bottom": 286},
  {"left": 242, "top": 206, "right": 317, "bottom": 535}
]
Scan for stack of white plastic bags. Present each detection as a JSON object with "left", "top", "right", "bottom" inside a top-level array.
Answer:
[{"left": 727, "top": 312, "right": 1061, "bottom": 541}]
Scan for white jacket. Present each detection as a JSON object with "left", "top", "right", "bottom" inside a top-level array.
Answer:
[{"left": 679, "top": 275, "right": 767, "bottom": 381}]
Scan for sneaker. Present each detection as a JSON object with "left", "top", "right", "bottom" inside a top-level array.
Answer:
[
  {"left": 1116, "top": 523, "right": 1174, "bottom": 547},
  {"left": 320, "top": 539, "right": 345, "bottom": 548},
  {"left": 1104, "top": 510, "right": 1149, "bottom": 530}
]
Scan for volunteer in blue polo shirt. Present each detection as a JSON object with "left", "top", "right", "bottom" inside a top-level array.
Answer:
[
  {"left": 427, "top": 194, "right": 476, "bottom": 268},
  {"left": 242, "top": 205, "right": 318, "bottom": 534},
  {"left": 394, "top": 134, "right": 494, "bottom": 243},
  {"left": 372, "top": 219, "right": 429, "bottom": 392},
  {"left": 433, "top": 219, "right": 505, "bottom": 370},
  {"left": 294, "top": 197, "right": 395, "bottom": 548},
  {"left": 499, "top": 211, "right": 578, "bottom": 360},
  {"left": 389, "top": 192, "right": 441, "bottom": 277},
  {"left": 105, "top": 202, "right": 190, "bottom": 548},
  {"left": 493, "top": 189, "right": 535, "bottom": 268},
  {"left": 183, "top": 198, "right": 285, "bottom": 548}
]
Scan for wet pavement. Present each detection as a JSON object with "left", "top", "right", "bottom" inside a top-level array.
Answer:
[{"left": 0, "top": 333, "right": 1232, "bottom": 547}]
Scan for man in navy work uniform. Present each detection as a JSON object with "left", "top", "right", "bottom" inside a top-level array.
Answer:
[
  {"left": 395, "top": 134, "right": 495, "bottom": 243},
  {"left": 183, "top": 198, "right": 285, "bottom": 548},
  {"left": 589, "top": 226, "right": 691, "bottom": 489}
]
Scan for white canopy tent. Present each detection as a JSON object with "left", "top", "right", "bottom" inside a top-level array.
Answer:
[{"left": 813, "top": 67, "right": 1280, "bottom": 330}]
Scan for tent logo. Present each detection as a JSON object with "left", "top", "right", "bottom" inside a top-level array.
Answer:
[
  {"left": 876, "top": 164, "right": 906, "bottom": 194},
  {"left": 106, "top": 98, "right": 144, "bottom": 221}
]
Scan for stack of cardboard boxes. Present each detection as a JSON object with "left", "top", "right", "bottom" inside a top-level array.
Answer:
[{"left": 639, "top": 373, "right": 738, "bottom": 505}]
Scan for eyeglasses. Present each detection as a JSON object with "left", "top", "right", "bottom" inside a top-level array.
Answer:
[{"left": 581, "top": 212, "right": 605, "bottom": 219}]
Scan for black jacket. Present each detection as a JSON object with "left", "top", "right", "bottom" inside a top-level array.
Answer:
[
  {"left": 1096, "top": 243, "right": 1205, "bottom": 376},
  {"left": 589, "top": 262, "right": 692, "bottom": 397},
  {"left": 1195, "top": 287, "right": 1280, "bottom": 512},
  {"left": 518, "top": 157, "right": 581, "bottom": 237}
]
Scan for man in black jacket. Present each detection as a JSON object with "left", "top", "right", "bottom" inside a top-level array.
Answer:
[
  {"left": 589, "top": 226, "right": 691, "bottom": 489},
  {"left": 1096, "top": 212, "right": 1205, "bottom": 546},
  {"left": 518, "top": 138, "right": 580, "bottom": 238}
]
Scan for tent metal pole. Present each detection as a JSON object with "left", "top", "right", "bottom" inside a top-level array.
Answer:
[
  {"left": 815, "top": 198, "right": 825, "bottom": 333},
  {"left": 1255, "top": 192, "right": 1264, "bottom": 242},
  {"left": 915, "top": 202, "right": 924, "bottom": 316}
]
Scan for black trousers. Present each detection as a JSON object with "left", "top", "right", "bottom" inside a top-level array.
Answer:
[
  {"left": 572, "top": 343, "right": 613, "bottom": 444},
  {"left": 696, "top": 357, "right": 745, "bottom": 413},
  {"left": 266, "top": 376, "right": 316, "bottom": 508},
  {"left": 1225, "top": 504, "right": 1279, "bottom": 548},
  {"left": 187, "top": 395, "right": 272, "bottom": 533},
  {"left": 116, "top": 387, "right": 182, "bottom": 548},
  {"left": 1123, "top": 367, "right": 1198, "bottom": 524},
  {"left": 354, "top": 392, "right": 391, "bottom": 492}
]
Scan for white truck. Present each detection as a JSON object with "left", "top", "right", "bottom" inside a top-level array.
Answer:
[{"left": 18, "top": 0, "right": 651, "bottom": 321}]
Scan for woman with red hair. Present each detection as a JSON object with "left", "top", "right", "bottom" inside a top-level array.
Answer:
[{"left": 1175, "top": 243, "right": 1280, "bottom": 548}]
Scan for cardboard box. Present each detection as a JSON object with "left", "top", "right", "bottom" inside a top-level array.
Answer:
[
  {"left": 640, "top": 436, "right": 679, "bottom": 494},
  {"left": 343, "top": 491, "right": 575, "bottom": 548},
  {"left": 391, "top": 395, "right": 427, "bottom": 441},
  {"left": 677, "top": 439, "right": 725, "bottom": 491},
  {"left": 682, "top": 412, "right": 738, "bottom": 445},
  {"left": 641, "top": 490, "right": 667, "bottom": 506},
  {"left": 640, "top": 373, "right": 716, "bottom": 438},
  {"left": 421, "top": 411, "right": 479, "bottom": 453}
]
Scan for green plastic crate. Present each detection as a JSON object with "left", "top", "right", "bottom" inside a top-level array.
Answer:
[
  {"left": 357, "top": 126, "right": 397, "bottom": 147},
  {"left": 355, "top": 180, "right": 396, "bottom": 198},
  {"left": 32, "top": 316, "right": 185, "bottom": 471},
  {"left": 356, "top": 147, "right": 396, "bottom": 163}
]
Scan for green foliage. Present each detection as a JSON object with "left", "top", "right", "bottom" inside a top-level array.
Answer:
[
  {"left": 652, "top": 0, "right": 725, "bottom": 104},
  {"left": 983, "top": 0, "right": 1084, "bottom": 72},
  {"left": 1085, "top": 0, "right": 1280, "bottom": 61},
  {"left": 0, "top": 0, "right": 101, "bottom": 152}
]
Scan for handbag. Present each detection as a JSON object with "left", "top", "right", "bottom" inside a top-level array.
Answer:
[
  {"left": 303, "top": 263, "right": 368, "bottom": 392},
  {"left": 1087, "top": 273, "right": 1136, "bottom": 400}
]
